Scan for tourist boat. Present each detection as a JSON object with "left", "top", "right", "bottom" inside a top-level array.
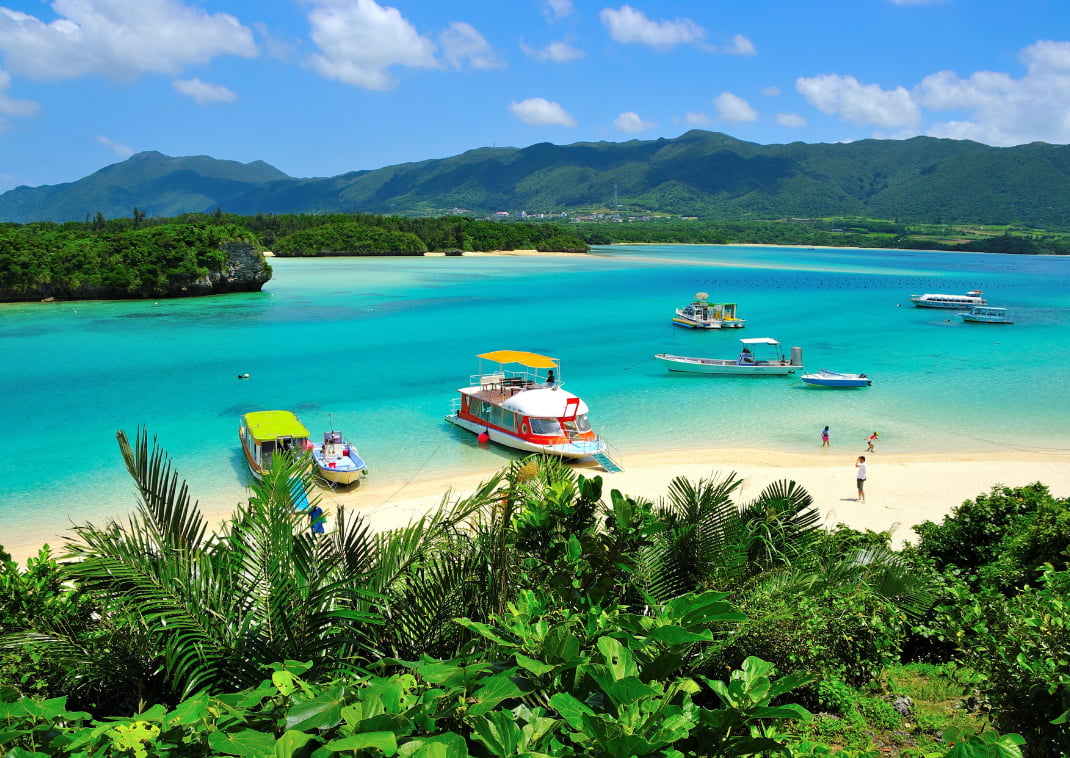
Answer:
[
  {"left": 800, "top": 369, "right": 872, "bottom": 388},
  {"left": 957, "top": 305, "right": 1014, "bottom": 324},
  {"left": 239, "top": 410, "right": 312, "bottom": 481},
  {"left": 672, "top": 292, "right": 745, "bottom": 329},
  {"left": 311, "top": 426, "right": 368, "bottom": 486},
  {"left": 909, "top": 290, "right": 986, "bottom": 309},
  {"left": 445, "top": 350, "right": 608, "bottom": 459},
  {"left": 655, "top": 338, "right": 803, "bottom": 375}
]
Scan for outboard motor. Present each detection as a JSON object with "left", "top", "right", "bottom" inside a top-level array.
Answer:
[{"left": 790, "top": 346, "right": 803, "bottom": 366}]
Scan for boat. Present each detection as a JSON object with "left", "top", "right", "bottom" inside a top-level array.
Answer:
[
  {"left": 655, "top": 338, "right": 803, "bottom": 375},
  {"left": 801, "top": 369, "right": 872, "bottom": 388},
  {"left": 239, "top": 410, "right": 312, "bottom": 481},
  {"left": 445, "top": 350, "right": 608, "bottom": 459},
  {"left": 672, "top": 292, "right": 745, "bottom": 329},
  {"left": 311, "top": 426, "right": 368, "bottom": 486},
  {"left": 958, "top": 305, "right": 1014, "bottom": 324},
  {"left": 909, "top": 290, "right": 986, "bottom": 309}
]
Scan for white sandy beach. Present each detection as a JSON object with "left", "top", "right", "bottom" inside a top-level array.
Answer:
[{"left": 10, "top": 448, "right": 1068, "bottom": 565}]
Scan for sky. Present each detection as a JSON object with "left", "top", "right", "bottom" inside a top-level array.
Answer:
[{"left": 2, "top": 0, "right": 1070, "bottom": 194}]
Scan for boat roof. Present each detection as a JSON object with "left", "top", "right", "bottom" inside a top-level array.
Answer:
[
  {"left": 739, "top": 337, "right": 780, "bottom": 345},
  {"left": 503, "top": 387, "right": 589, "bottom": 416},
  {"left": 243, "top": 410, "right": 310, "bottom": 441},
  {"left": 478, "top": 350, "right": 559, "bottom": 368}
]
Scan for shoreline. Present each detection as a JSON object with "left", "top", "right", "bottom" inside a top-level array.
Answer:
[{"left": 8, "top": 447, "right": 1070, "bottom": 565}]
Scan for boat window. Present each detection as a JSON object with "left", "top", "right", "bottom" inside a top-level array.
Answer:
[
  {"left": 530, "top": 417, "right": 561, "bottom": 435},
  {"left": 565, "top": 415, "right": 593, "bottom": 433}
]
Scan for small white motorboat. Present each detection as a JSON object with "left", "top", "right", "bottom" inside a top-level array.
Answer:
[
  {"left": 311, "top": 428, "right": 367, "bottom": 486},
  {"left": 800, "top": 369, "right": 872, "bottom": 388},
  {"left": 656, "top": 338, "right": 803, "bottom": 375},
  {"left": 958, "top": 305, "right": 1014, "bottom": 324}
]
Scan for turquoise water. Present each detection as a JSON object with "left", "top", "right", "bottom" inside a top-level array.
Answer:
[{"left": 2, "top": 245, "right": 1069, "bottom": 540}]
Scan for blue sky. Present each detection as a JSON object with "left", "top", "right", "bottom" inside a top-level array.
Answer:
[{"left": 1, "top": 0, "right": 1069, "bottom": 194}]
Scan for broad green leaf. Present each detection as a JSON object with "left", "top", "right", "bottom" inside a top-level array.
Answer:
[
  {"left": 515, "top": 653, "right": 555, "bottom": 676},
  {"left": 647, "top": 625, "right": 713, "bottom": 645},
  {"left": 164, "top": 691, "right": 209, "bottom": 727},
  {"left": 285, "top": 686, "right": 346, "bottom": 732},
  {"left": 325, "top": 731, "right": 398, "bottom": 755},
  {"left": 274, "top": 730, "right": 316, "bottom": 758},
  {"left": 597, "top": 637, "right": 637, "bottom": 680},
  {"left": 468, "top": 673, "right": 525, "bottom": 717},
  {"left": 548, "top": 693, "right": 595, "bottom": 731},
  {"left": 208, "top": 728, "right": 277, "bottom": 757},
  {"left": 397, "top": 732, "right": 469, "bottom": 757},
  {"left": 470, "top": 710, "right": 522, "bottom": 757}
]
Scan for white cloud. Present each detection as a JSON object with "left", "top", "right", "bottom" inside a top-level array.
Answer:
[
  {"left": 722, "top": 34, "right": 756, "bottom": 56},
  {"left": 508, "top": 97, "right": 577, "bottom": 126},
  {"left": 173, "top": 77, "right": 237, "bottom": 105},
  {"left": 307, "top": 0, "right": 438, "bottom": 90},
  {"left": 796, "top": 73, "right": 920, "bottom": 129},
  {"left": 776, "top": 112, "right": 806, "bottom": 128},
  {"left": 613, "top": 111, "right": 654, "bottom": 133},
  {"left": 541, "top": 0, "right": 574, "bottom": 21},
  {"left": 913, "top": 40, "right": 1070, "bottom": 145},
  {"left": 0, "top": 0, "right": 256, "bottom": 82},
  {"left": 715, "top": 92, "right": 758, "bottom": 122},
  {"left": 599, "top": 5, "right": 705, "bottom": 51},
  {"left": 439, "top": 21, "right": 503, "bottom": 70},
  {"left": 95, "top": 135, "right": 133, "bottom": 158},
  {"left": 685, "top": 111, "right": 710, "bottom": 125},
  {"left": 0, "top": 69, "right": 41, "bottom": 117},
  {"left": 762, "top": 85, "right": 782, "bottom": 97},
  {"left": 521, "top": 39, "right": 584, "bottom": 63}
]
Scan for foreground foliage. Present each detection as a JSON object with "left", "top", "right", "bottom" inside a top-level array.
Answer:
[{"left": 2, "top": 431, "right": 1055, "bottom": 755}]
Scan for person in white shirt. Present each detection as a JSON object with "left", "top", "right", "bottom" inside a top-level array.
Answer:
[{"left": 856, "top": 456, "right": 868, "bottom": 502}]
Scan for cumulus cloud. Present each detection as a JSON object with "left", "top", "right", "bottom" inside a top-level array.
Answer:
[
  {"left": 540, "top": 0, "right": 574, "bottom": 21},
  {"left": 685, "top": 111, "right": 710, "bottom": 125},
  {"left": 722, "top": 34, "right": 756, "bottom": 56},
  {"left": 0, "top": 69, "right": 41, "bottom": 117},
  {"left": 796, "top": 73, "right": 920, "bottom": 128},
  {"left": 173, "top": 77, "right": 237, "bottom": 105},
  {"left": 715, "top": 92, "right": 758, "bottom": 122},
  {"left": 776, "top": 112, "right": 806, "bottom": 128},
  {"left": 95, "top": 135, "right": 134, "bottom": 158},
  {"left": 509, "top": 97, "right": 577, "bottom": 126},
  {"left": 521, "top": 39, "right": 584, "bottom": 63},
  {"left": 913, "top": 40, "right": 1070, "bottom": 145},
  {"left": 0, "top": 0, "right": 256, "bottom": 82},
  {"left": 307, "top": 0, "right": 437, "bottom": 90},
  {"left": 613, "top": 111, "right": 654, "bottom": 133},
  {"left": 600, "top": 5, "right": 705, "bottom": 51},
  {"left": 439, "top": 21, "right": 503, "bottom": 70}
]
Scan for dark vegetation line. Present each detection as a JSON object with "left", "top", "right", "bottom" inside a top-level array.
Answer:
[
  {"left": 1, "top": 429, "right": 1067, "bottom": 755},
  {"left": 2, "top": 208, "right": 1065, "bottom": 302}
]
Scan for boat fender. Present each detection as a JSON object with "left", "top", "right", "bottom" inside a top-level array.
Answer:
[{"left": 477, "top": 430, "right": 490, "bottom": 443}]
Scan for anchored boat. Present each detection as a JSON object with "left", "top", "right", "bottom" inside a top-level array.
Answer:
[
  {"left": 801, "top": 369, "right": 872, "bottom": 388},
  {"left": 656, "top": 338, "right": 803, "bottom": 375},
  {"left": 311, "top": 426, "right": 368, "bottom": 486},
  {"left": 909, "top": 290, "right": 986, "bottom": 309},
  {"left": 958, "top": 305, "right": 1014, "bottom": 324},
  {"left": 672, "top": 292, "right": 745, "bottom": 329},
  {"left": 446, "top": 350, "right": 608, "bottom": 460},
  {"left": 239, "top": 410, "right": 312, "bottom": 481}
]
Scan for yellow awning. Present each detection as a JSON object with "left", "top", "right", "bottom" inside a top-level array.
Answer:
[{"left": 477, "top": 350, "right": 559, "bottom": 368}]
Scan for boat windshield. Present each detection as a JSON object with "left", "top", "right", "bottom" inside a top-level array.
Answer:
[
  {"left": 530, "top": 417, "right": 562, "bottom": 435},
  {"left": 564, "top": 415, "right": 593, "bottom": 434}
]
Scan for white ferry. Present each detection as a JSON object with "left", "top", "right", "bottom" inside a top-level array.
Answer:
[
  {"left": 909, "top": 290, "right": 986, "bottom": 309},
  {"left": 445, "top": 350, "right": 607, "bottom": 459}
]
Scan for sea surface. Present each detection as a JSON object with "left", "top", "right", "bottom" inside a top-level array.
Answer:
[{"left": 3, "top": 244, "right": 1069, "bottom": 545}]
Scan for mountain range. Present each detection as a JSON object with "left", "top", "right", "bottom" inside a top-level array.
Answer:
[{"left": 4, "top": 130, "right": 1070, "bottom": 227}]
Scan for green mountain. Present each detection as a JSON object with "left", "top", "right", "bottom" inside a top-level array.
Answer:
[{"left": 5, "top": 131, "right": 1070, "bottom": 226}]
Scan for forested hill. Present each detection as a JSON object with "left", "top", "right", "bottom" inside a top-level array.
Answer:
[{"left": 5, "top": 131, "right": 1070, "bottom": 227}]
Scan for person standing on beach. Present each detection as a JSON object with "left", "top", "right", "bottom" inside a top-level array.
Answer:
[
  {"left": 866, "top": 431, "right": 878, "bottom": 452},
  {"left": 856, "top": 456, "right": 867, "bottom": 502},
  {"left": 821, "top": 426, "right": 830, "bottom": 447}
]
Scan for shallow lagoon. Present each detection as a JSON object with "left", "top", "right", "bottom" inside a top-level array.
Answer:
[{"left": 2, "top": 244, "right": 1068, "bottom": 540}]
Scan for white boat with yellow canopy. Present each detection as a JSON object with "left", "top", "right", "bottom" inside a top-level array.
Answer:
[
  {"left": 239, "top": 410, "right": 312, "bottom": 481},
  {"left": 445, "top": 350, "right": 608, "bottom": 459}
]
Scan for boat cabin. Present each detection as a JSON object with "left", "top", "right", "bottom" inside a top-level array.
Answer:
[{"left": 240, "top": 410, "right": 311, "bottom": 478}]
